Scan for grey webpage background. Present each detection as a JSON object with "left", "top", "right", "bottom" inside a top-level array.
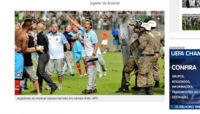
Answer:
[{"left": 170, "top": 0, "right": 180, "bottom": 32}]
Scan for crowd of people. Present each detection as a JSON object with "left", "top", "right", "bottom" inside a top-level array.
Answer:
[
  {"left": 183, "top": 0, "right": 200, "bottom": 8},
  {"left": 15, "top": 11, "right": 164, "bottom": 95},
  {"left": 182, "top": 14, "right": 200, "bottom": 30}
]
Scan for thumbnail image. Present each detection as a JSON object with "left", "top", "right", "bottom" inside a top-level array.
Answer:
[
  {"left": 182, "top": 14, "right": 200, "bottom": 30},
  {"left": 183, "top": 0, "right": 200, "bottom": 8}
]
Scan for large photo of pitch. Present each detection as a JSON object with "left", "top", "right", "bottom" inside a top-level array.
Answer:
[
  {"left": 15, "top": 11, "right": 165, "bottom": 95},
  {"left": 182, "top": 14, "right": 200, "bottom": 30},
  {"left": 182, "top": 0, "right": 200, "bottom": 8}
]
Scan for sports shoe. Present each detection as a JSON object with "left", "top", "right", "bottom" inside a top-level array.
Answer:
[
  {"left": 116, "top": 87, "right": 129, "bottom": 93},
  {"left": 92, "top": 89, "right": 97, "bottom": 93},
  {"left": 50, "top": 85, "right": 57, "bottom": 94},
  {"left": 82, "top": 89, "right": 93, "bottom": 94}
]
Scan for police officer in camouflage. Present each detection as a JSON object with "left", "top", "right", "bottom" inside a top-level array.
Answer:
[
  {"left": 116, "top": 20, "right": 140, "bottom": 93},
  {"left": 137, "top": 23, "right": 155, "bottom": 95},
  {"left": 148, "top": 20, "right": 164, "bottom": 88}
]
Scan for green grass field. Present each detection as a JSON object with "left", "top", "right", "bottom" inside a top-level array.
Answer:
[{"left": 21, "top": 52, "right": 164, "bottom": 95}]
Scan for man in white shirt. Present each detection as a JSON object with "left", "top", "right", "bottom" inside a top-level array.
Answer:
[{"left": 47, "top": 23, "right": 70, "bottom": 90}]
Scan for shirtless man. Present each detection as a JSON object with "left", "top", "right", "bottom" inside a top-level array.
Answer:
[{"left": 15, "top": 18, "right": 43, "bottom": 95}]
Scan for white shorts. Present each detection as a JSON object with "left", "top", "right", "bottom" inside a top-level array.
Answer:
[{"left": 101, "top": 40, "right": 108, "bottom": 45}]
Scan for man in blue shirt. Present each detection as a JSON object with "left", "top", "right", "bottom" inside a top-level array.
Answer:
[
  {"left": 69, "top": 24, "right": 87, "bottom": 77},
  {"left": 63, "top": 25, "right": 75, "bottom": 76}
]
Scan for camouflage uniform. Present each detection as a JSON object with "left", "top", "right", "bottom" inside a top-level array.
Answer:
[
  {"left": 150, "top": 30, "right": 164, "bottom": 84},
  {"left": 116, "top": 22, "right": 140, "bottom": 93},
  {"left": 137, "top": 31, "right": 154, "bottom": 91},
  {"left": 120, "top": 33, "right": 140, "bottom": 90},
  {"left": 121, "top": 57, "right": 137, "bottom": 88}
]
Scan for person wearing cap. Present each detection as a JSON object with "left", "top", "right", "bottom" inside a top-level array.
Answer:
[
  {"left": 116, "top": 19, "right": 140, "bottom": 93},
  {"left": 148, "top": 20, "right": 164, "bottom": 88},
  {"left": 136, "top": 22, "right": 155, "bottom": 95}
]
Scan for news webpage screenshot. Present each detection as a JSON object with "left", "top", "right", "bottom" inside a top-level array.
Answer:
[{"left": 0, "top": 0, "right": 200, "bottom": 114}]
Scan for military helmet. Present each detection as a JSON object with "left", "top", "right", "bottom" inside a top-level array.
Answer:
[
  {"left": 141, "top": 23, "right": 151, "bottom": 31},
  {"left": 148, "top": 20, "right": 157, "bottom": 28}
]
